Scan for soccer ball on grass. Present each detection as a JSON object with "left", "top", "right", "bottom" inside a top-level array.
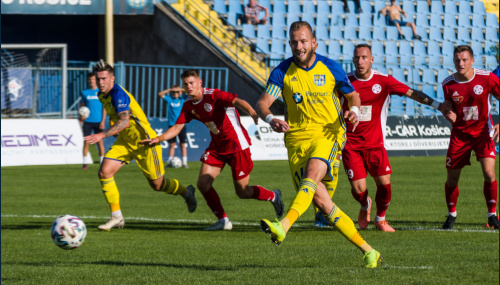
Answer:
[
  {"left": 170, "top": 156, "right": 183, "bottom": 168},
  {"left": 51, "top": 215, "right": 87, "bottom": 250}
]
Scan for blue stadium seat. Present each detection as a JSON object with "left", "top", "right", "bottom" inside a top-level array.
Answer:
[
  {"left": 457, "top": 27, "right": 471, "bottom": 41},
  {"left": 226, "top": 12, "right": 238, "bottom": 26},
  {"left": 444, "top": 1, "right": 457, "bottom": 14},
  {"left": 285, "top": 42, "right": 292, "bottom": 57},
  {"left": 436, "top": 86, "right": 444, "bottom": 100},
  {"left": 303, "top": 1, "right": 316, "bottom": 14},
  {"left": 485, "top": 14, "right": 498, "bottom": 28},
  {"left": 399, "top": 41, "right": 412, "bottom": 56},
  {"left": 431, "top": 1, "right": 444, "bottom": 14},
  {"left": 390, "top": 95, "right": 405, "bottom": 116},
  {"left": 416, "top": 14, "right": 429, "bottom": 27},
  {"left": 331, "top": 2, "right": 345, "bottom": 14},
  {"left": 271, "top": 39, "right": 285, "bottom": 54},
  {"left": 430, "top": 14, "right": 442, "bottom": 27},
  {"left": 406, "top": 100, "right": 416, "bottom": 117},
  {"left": 372, "top": 27, "right": 386, "bottom": 40},
  {"left": 471, "top": 41, "right": 483, "bottom": 55},
  {"left": 385, "top": 42, "right": 398, "bottom": 56},
  {"left": 228, "top": 0, "right": 243, "bottom": 13},
  {"left": 444, "top": 14, "right": 456, "bottom": 27},
  {"left": 458, "top": 2, "right": 471, "bottom": 14},
  {"left": 213, "top": 0, "right": 227, "bottom": 14},
  {"left": 257, "top": 25, "right": 271, "bottom": 39},
  {"left": 373, "top": 14, "right": 388, "bottom": 27},
  {"left": 422, "top": 104, "right": 437, "bottom": 116},
  {"left": 330, "top": 15, "right": 342, "bottom": 26},
  {"left": 288, "top": 1, "right": 301, "bottom": 13},
  {"left": 359, "top": 15, "right": 373, "bottom": 27},
  {"left": 374, "top": 1, "right": 388, "bottom": 14},
  {"left": 485, "top": 27, "right": 499, "bottom": 41},
  {"left": 413, "top": 41, "right": 427, "bottom": 56},
  {"left": 428, "top": 55, "right": 442, "bottom": 67},
  {"left": 386, "top": 55, "right": 399, "bottom": 69},
  {"left": 416, "top": 27, "right": 429, "bottom": 40},
  {"left": 358, "top": 28, "right": 372, "bottom": 40},
  {"left": 272, "top": 13, "right": 286, "bottom": 29},
  {"left": 372, "top": 64, "right": 387, "bottom": 73},
  {"left": 328, "top": 40, "right": 342, "bottom": 57},
  {"left": 317, "top": 2, "right": 331, "bottom": 14},
  {"left": 416, "top": 1, "right": 429, "bottom": 13},
  {"left": 390, "top": 67, "right": 406, "bottom": 82},
  {"left": 442, "top": 41, "right": 455, "bottom": 56},
  {"left": 400, "top": 55, "right": 413, "bottom": 69},
  {"left": 342, "top": 41, "right": 356, "bottom": 57},
  {"left": 422, "top": 84, "right": 436, "bottom": 99},
  {"left": 315, "top": 26, "right": 329, "bottom": 40},
  {"left": 301, "top": 14, "right": 316, "bottom": 27},
  {"left": 443, "top": 27, "right": 457, "bottom": 41},
  {"left": 412, "top": 69, "right": 423, "bottom": 84},
  {"left": 329, "top": 27, "right": 342, "bottom": 39},
  {"left": 458, "top": 14, "right": 471, "bottom": 28},
  {"left": 242, "top": 24, "right": 256, "bottom": 38},
  {"left": 316, "top": 40, "right": 328, "bottom": 55},
  {"left": 401, "top": 27, "right": 414, "bottom": 40},
  {"left": 371, "top": 41, "right": 385, "bottom": 55},
  {"left": 414, "top": 55, "right": 427, "bottom": 69},
  {"left": 386, "top": 27, "right": 400, "bottom": 40},
  {"left": 437, "top": 69, "right": 450, "bottom": 82},
  {"left": 472, "top": 14, "right": 485, "bottom": 27},
  {"left": 427, "top": 41, "right": 441, "bottom": 56},
  {"left": 272, "top": 26, "right": 286, "bottom": 39},
  {"left": 346, "top": 1, "right": 356, "bottom": 13},
  {"left": 360, "top": 1, "right": 372, "bottom": 13},
  {"left": 287, "top": 13, "right": 300, "bottom": 26},
  {"left": 443, "top": 55, "right": 454, "bottom": 68},
  {"left": 473, "top": 1, "right": 486, "bottom": 14},
  {"left": 273, "top": 1, "right": 286, "bottom": 13},
  {"left": 485, "top": 56, "right": 498, "bottom": 69},
  {"left": 484, "top": 41, "right": 498, "bottom": 55},
  {"left": 429, "top": 27, "right": 443, "bottom": 41},
  {"left": 422, "top": 69, "right": 436, "bottom": 84},
  {"left": 345, "top": 15, "right": 359, "bottom": 27},
  {"left": 316, "top": 13, "right": 330, "bottom": 27},
  {"left": 402, "top": 1, "right": 415, "bottom": 13},
  {"left": 256, "top": 38, "right": 270, "bottom": 53}
]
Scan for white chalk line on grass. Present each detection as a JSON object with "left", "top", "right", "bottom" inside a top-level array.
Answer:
[
  {"left": 384, "top": 265, "right": 434, "bottom": 270},
  {"left": 2, "top": 214, "right": 498, "bottom": 233}
]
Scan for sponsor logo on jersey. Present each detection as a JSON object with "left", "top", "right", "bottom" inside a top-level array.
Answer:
[
  {"left": 293, "top": 92, "right": 303, "bottom": 103},
  {"left": 291, "top": 76, "right": 298, "bottom": 82},
  {"left": 452, "top": 91, "right": 463, "bottom": 104},
  {"left": 372, "top": 84, "right": 382, "bottom": 94},
  {"left": 314, "top": 74, "right": 325, "bottom": 86},
  {"left": 204, "top": 103, "right": 213, "bottom": 112},
  {"left": 191, "top": 109, "right": 200, "bottom": 118},
  {"left": 473, "top": 85, "right": 483, "bottom": 95}
]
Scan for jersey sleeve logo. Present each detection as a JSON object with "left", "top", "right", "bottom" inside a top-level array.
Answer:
[
  {"left": 372, "top": 84, "right": 382, "bottom": 94},
  {"left": 293, "top": 92, "right": 303, "bottom": 103},
  {"left": 473, "top": 85, "right": 484, "bottom": 95},
  {"left": 204, "top": 103, "right": 213, "bottom": 112},
  {"left": 314, "top": 74, "right": 326, "bottom": 86}
]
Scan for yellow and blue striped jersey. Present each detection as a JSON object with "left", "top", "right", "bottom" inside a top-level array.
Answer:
[
  {"left": 266, "top": 54, "right": 355, "bottom": 140},
  {"left": 99, "top": 84, "right": 157, "bottom": 142}
]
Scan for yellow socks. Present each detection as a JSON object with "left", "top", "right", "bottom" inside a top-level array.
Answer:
[
  {"left": 290, "top": 178, "right": 317, "bottom": 217},
  {"left": 100, "top": 177, "right": 120, "bottom": 212},
  {"left": 324, "top": 204, "right": 366, "bottom": 248},
  {"left": 161, "top": 178, "right": 187, "bottom": 196}
]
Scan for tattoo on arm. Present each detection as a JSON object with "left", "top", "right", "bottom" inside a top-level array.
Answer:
[
  {"left": 405, "top": 89, "right": 434, "bottom": 106},
  {"left": 103, "top": 111, "right": 129, "bottom": 137}
]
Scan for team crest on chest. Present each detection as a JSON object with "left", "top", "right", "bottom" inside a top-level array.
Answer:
[
  {"left": 372, "top": 84, "right": 382, "bottom": 94},
  {"left": 452, "top": 91, "right": 463, "bottom": 104},
  {"left": 204, "top": 103, "right": 213, "bottom": 112},
  {"left": 473, "top": 85, "right": 483, "bottom": 95},
  {"left": 293, "top": 92, "right": 303, "bottom": 103},
  {"left": 314, "top": 74, "right": 326, "bottom": 86}
]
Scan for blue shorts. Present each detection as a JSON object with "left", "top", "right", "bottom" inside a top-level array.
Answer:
[
  {"left": 388, "top": 19, "right": 407, "bottom": 26},
  {"left": 167, "top": 125, "right": 187, "bottom": 144}
]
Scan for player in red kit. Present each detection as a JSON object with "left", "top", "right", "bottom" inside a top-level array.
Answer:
[
  {"left": 441, "top": 45, "right": 499, "bottom": 230},
  {"left": 343, "top": 44, "right": 452, "bottom": 232},
  {"left": 141, "top": 69, "right": 284, "bottom": 230}
]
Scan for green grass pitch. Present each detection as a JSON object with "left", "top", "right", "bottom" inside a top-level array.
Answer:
[{"left": 1, "top": 156, "right": 498, "bottom": 284}]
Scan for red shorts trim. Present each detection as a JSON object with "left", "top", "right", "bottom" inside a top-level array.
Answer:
[
  {"left": 200, "top": 148, "right": 254, "bottom": 180},
  {"left": 342, "top": 147, "right": 392, "bottom": 181},
  {"left": 446, "top": 132, "right": 496, "bottom": 169}
]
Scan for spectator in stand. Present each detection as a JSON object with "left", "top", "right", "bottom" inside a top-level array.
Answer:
[
  {"left": 427, "top": 0, "right": 445, "bottom": 10},
  {"left": 342, "top": 0, "right": 362, "bottom": 13},
  {"left": 379, "top": 0, "right": 422, "bottom": 40},
  {"left": 158, "top": 85, "right": 189, "bottom": 168},
  {"left": 244, "top": 0, "right": 268, "bottom": 25}
]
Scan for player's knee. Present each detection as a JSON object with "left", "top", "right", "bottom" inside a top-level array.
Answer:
[
  {"left": 197, "top": 180, "right": 211, "bottom": 192},
  {"left": 483, "top": 170, "right": 496, "bottom": 182},
  {"left": 235, "top": 186, "right": 252, "bottom": 199}
]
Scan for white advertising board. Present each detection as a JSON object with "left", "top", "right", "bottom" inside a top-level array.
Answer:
[
  {"left": 1, "top": 119, "right": 84, "bottom": 166},
  {"left": 240, "top": 116, "right": 288, "bottom": 161}
]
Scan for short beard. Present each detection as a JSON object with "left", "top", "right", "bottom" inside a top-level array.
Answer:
[{"left": 294, "top": 49, "right": 315, "bottom": 67}]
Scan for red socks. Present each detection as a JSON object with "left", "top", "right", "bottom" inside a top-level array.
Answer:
[
  {"left": 375, "top": 183, "right": 392, "bottom": 218},
  {"left": 251, "top": 185, "right": 275, "bottom": 201},
  {"left": 445, "top": 183, "right": 459, "bottom": 213},
  {"left": 202, "top": 187, "right": 226, "bottom": 219},
  {"left": 483, "top": 180, "right": 498, "bottom": 214},
  {"left": 351, "top": 188, "right": 369, "bottom": 207}
]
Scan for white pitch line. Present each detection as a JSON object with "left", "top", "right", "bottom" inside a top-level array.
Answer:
[
  {"left": 1, "top": 214, "right": 499, "bottom": 233},
  {"left": 385, "top": 265, "right": 434, "bottom": 270}
]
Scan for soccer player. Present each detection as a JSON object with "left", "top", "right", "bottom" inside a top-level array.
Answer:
[
  {"left": 441, "top": 45, "right": 499, "bottom": 229},
  {"left": 158, "top": 85, "right": 189, "bottom": 168},
  {"left": 255, "top": 21, "right": 382, "bottom": 268},
  {"left": 80, "top": 72, "right": 106, "bottom": 169},
  {"left": 140, "top": 69, "right": 284, "bottom": 231},
  {"left": 84, "top": 60, "right": 197, "bottom": 231},
  {"left": 344, "top": 44, "right": 452, "bottom": 232}
]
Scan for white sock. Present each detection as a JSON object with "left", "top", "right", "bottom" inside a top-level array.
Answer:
[
  {"left": 182, "top": 156, "right": 188, "bottom": 164},
  {"left": 83, "top": 156, "right": 86, "bottom": 164},
  {"left": 360, "top": 197, "right": 371, "bottom": 211},
  {"left": 375, "top": 216, "right": 385, "bottom": 222},
  {"left": 220, "top": 217, "right": 229, "bottom": 223},
  {"left": 168, "top": 156, "right": 173, "bottom": 163},
  {"left": 100, "top": 156, "right": 104, "bottom": 163},
  {"left": 111, "top": 210, "right": 122, "bottom": 218},
  {"left": 448, "top": 211, "right": 457, "bottom": 217},
  {"left": 488, "top": 212, "right": 497, "bottom": 218}
]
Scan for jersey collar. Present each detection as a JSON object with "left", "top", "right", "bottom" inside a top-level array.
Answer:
[
  {"left": 353, "top": 70, "right": 374, "bottom": 82},
  {"left": 453, "top": 68, "right": 476, "bottom": 84}
]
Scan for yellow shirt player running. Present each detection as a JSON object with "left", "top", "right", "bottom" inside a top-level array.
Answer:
[
  {"left": 255, "top": 21, "right": 382, "bottom": 268},
  {"left": 84, "top": 60, "right": 197, "bottom": 231}
]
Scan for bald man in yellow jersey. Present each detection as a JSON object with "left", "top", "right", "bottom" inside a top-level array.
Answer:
[
  {"left": 255, "top": 22, "right": 382, "bottom": 268},
  {"left": 84, "top": 60, "right": 197, "bottom": 231}
]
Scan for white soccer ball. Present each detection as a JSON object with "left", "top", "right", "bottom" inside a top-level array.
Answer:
[
  {"left": 50, "top": 215, "right": 87, "bottom": 250},
  {"left": 78, "top": 106, "right": 90, "bottom": 119},
  {"left": 170, "top": 156, "right": 182, "bottom": 168}
]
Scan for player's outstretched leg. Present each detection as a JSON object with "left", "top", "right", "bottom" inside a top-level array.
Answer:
[
  {"left": 161, "top": 178, "right": 197, "bottom": 213},
  {"left": 184, "top": 185, "right": 197, "bottom": 213},
  {"left": 363, "top": 250, "right": 382, "bottom": 268},
  {"left": 442, "top": 214, "right": 457, "bottom": 229},
  {"left": 99, "top": 176, "right": 125, "bottom": 231},
  {"left": 98, "top": 216, "right": 125, "bottom": 231},
  {"left": 271, "top": 189, "right": 285, "bottom": 218},
  {"left": 205, "top": 217, "right": 233, "bottom": 231},
  {"left": 261, "top": 219, "right": 286, "bottom": 245},
  {"left": 358, "top": 196, "right": 371, "bottom": 230}
]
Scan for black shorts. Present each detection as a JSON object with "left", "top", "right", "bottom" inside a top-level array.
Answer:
[
  {"left": 167, "top": 125, "right": 187, "bottom": 144},
  {"left": 83, "top": 122, "right": 103, "bottom": 136}
]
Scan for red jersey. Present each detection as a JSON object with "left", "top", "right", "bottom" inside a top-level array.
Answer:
[
  {"left": 442, "top": 69, "right": 499, "bottom": 137},
  {"left": 343, "top": 70, "right": 410, "bottom": 150},
  {"left": 176, "top": 88, "right": 251, "bottom": 154}
]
